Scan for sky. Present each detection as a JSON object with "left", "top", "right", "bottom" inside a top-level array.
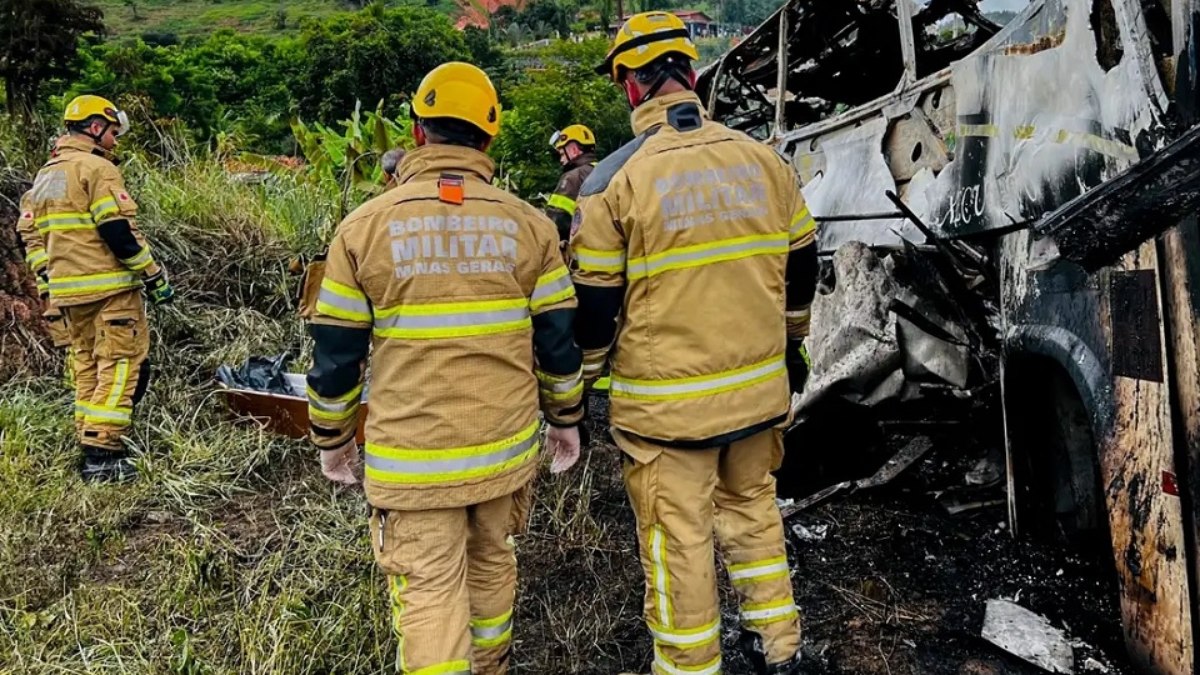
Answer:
[{"left": 979, "top": 0, "right": 1032, "bottom": 10}]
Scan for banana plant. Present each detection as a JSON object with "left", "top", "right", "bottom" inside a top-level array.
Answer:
[{"left": 291, "top": 99, "right": 414, "bottom": 218}]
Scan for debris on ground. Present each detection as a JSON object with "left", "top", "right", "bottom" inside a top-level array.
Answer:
[
  {"left": 789, "top": 520, "right": 830, "bottom": 543},
  {"left": 981, "top": 599, "right": 1075, "bottom": 674}
]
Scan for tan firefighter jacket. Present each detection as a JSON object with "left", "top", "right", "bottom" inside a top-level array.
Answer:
[
  {"left": 15, "top": 191, "right": 49, "bottom": 295},
  {"left": 546, "top": 152, "right": 597, "bottom": 241},
  {"left": 569, "top": 91, "right": 817, "bottom": 445},
  {"left": 26, "top": 137, "right": 161, "bottom": 307},
  {"left": 307, "top": 144, "right": 584, "bottom": 511}
]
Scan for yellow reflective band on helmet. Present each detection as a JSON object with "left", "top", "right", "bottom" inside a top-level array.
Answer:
[
  {"left": 740, "top": 598, "right": 799, "bottom": 626},
  {"left": 307, "top": 383, "right": 363, "bottom": 422},
  {"left": 316, "top": 278, "right": 372, "bottom": 324},
  {"left": 652, "top": 645, "right": 721, "bottom": 675},
  {"left": 365, "top": 419, "right": 540, "bottom": 484},
  {"left": 49, "top": 270, "right": 140, "bottom": 298},
  {"left": 573, "top": 246, "right": 626, "bottom": 273},
  {"left": 547, "top": 193, "right": 578, "bottom": 215},
  {"left": 90, "top": 196, "right": 120, "bottom": 222},
  {"left": 120, "top": 246, "right": 155, "bottom": 272},
  {"left": 374, "top": 297, "right": 530, "bottom": 340},
  {"left": 470, "top": 608, "right": 514, "bottom": 648},
  {"left": 612, "top": 354, "right": 785, "bottom": 402},
  {"left": 627, "top": 233, "right": 788, "bottom": 281},
  {"left": 105, "top": 358, "right": 130, "bottom": 409},
  {"left": 789, "top": 206, "right": 816, "bottom": 245},
  {"left": 530, "top": 266, "right": 575, "bottom": 311},
  {"left": 408, "top": 660, "right": 472, "bottom": 675},
  {"left": 537, "top": 369, "right": 584, "bottom": 402},
  {"left": 648, "top": 618, "right": 720, "bottom": 648},
  {"left": 35, "top": 212, "right": 95, "bottom": 234},
  {"left": 727, "top": 555, "right": 790, "bottom": 585},
  {"left": 25, "top": 248, "right": 49, "bottom": 269}
]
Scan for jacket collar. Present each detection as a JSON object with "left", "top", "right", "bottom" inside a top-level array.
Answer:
[
  {"left": 53, "top": 135, "right": 117, "bottom": 162},
  {"left": 396, "top": 144, "right": 495, "bottom": 185},
  {"left": 568, "top": 151, "right": 597, "bottom": 169},
  {"left": 631, "top": 90, "right": 707, "bottom": 136}
]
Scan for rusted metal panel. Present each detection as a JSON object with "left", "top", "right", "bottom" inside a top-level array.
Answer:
[{"left": 1098, "top": 243, "right": 1193, "bottom": 675}]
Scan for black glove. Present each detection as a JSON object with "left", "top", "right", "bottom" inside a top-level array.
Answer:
[{"left": 785, "top": 339, "right": 810, "bottom": 394}]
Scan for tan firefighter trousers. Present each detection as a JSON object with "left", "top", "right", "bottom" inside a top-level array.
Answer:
[
  {"left": 615, "top": 427, "right": 801, "bottom": 674},
  {"left": 44, "top": 302, "right": 75, "bottom": 387},
  {"left": 370, "top": 484, "right": 534, "bottom": 674},
  {"left": 63, "top": 289, "right": 150, "bottom": 452}
]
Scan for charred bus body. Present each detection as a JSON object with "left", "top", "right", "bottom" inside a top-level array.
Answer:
[{"left": 699, "top": 0, "right": 1200, "bottom": 672}]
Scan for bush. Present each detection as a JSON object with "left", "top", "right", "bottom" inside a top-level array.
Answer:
[{"left": 491, "top": 38, "right": 630, "bottom": 198}]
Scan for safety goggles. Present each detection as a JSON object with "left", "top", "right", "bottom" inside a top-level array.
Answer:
[
  {"left": 113, "top": 109, "right": 130, "bottom": 137},
  {"left": 548, "top": 130, "right": 566, "bottom": 150}
]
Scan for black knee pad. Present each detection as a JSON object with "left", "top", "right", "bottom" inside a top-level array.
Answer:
[{"left": 131, "top": 359, "right": 152, "bottom": 406}]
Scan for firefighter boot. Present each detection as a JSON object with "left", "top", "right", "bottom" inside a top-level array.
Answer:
[
  {"left": 739, "top": 630, "right": 806, "bottom": 675},
  {"left": 80, "top": 446, "right": 138, "bottom": 483}
]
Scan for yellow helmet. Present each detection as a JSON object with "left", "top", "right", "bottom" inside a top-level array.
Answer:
[
  {"left": 63, "top": 95, "right": 129, "bottom": 135},
  {"left": 597, "top": 11, "right": 699, "bottom": 80},
  {"left": 550, "top": 124, "right": 596, "bottom": 150},
  {"left": 412, "top": 62, "right": 502, "bottom": 138}
]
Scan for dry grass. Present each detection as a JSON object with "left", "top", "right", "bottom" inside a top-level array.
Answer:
[{"left": 0, "top": 147, "right": 666, "bottom": 674}]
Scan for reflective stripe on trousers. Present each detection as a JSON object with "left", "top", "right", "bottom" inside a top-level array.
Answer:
[
  {"left": 741, "top": 598, "right": 799, "bottom": 626},
  {"left": 470, "top": 608, "right": 513, "bottom": 648},
  {"left": 611, "top": 355, "right": 785, "bottom": 402},
  {"left": 653, "top": 646, "right": 722, "bottom": 675},
  {"left": 364, "top": 419, "right": 540, "bottom": 485}
]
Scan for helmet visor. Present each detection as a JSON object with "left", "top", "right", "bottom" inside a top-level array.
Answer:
[
  {"left": 549, "top": 130, "right": 564, "bottom": 149},
  {"left": 113, "top": 110, "right": 130, "bottom": 137}
]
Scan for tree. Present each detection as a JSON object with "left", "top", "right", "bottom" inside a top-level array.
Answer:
[
  {"left": 0, "top": 0, "right": 105, "bottom": 117},
  {"left": 293, "top": 8, "right": 469, "bottom": 125},
  {"left": 491, "top": 39, "right": 631, "bottom": 197}
]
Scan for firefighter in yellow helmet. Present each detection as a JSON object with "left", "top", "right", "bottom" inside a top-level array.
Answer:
[
  {"left": 546, "top": 124, "right": 598, "bottom": 242},
  {"left": 25, "top": 95, "right": 174, "bottom": 483},
  {"left": 571, "top": 12, "right": 818, "bottom": 675},
  {"left": 306, "top": 61, "right": 584, "bottom": 674}
]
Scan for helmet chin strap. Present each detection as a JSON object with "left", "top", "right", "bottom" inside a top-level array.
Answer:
[{"left": 624, "top": 59, "right": 696, "bottom": 110}]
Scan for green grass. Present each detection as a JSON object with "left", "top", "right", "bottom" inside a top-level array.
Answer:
[
  {"left": 93, "top": 0, "right": 458, "bottom": 38},
  {"left": 0, "top": 148, "right": 652, "bottom": 673}
]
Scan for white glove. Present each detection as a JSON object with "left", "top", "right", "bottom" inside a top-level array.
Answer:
[
  {"left": 546, "top": 425, "right": 581, "bottom": 474},
  {"left": 320, "top": 440, "right": 362, "bottom": 485}
]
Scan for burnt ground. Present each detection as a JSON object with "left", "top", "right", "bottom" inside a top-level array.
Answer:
[{"left": 517, "top": 395, "right": 1134, "bottom": 674}]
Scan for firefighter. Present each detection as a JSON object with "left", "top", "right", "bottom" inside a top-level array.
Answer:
[
  {"left": 546, "top": 124, "right": 598, "bottom": 243},
  {"left": 27, "top": 95, "right": 175, "bottom": 483},
  {"left": 570, "top": 12, "right": 818, "bottom": 675},
  {"left": 306, "top": 62, "right": 584, "bottom": 674}
]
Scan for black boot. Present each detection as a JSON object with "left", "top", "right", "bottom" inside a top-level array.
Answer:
[
  {"left": 739, "top": 630, "right": 807, "bottom": 675},
  {"left": 80, "top": 446, "right": 138, "bottom": 484}
]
